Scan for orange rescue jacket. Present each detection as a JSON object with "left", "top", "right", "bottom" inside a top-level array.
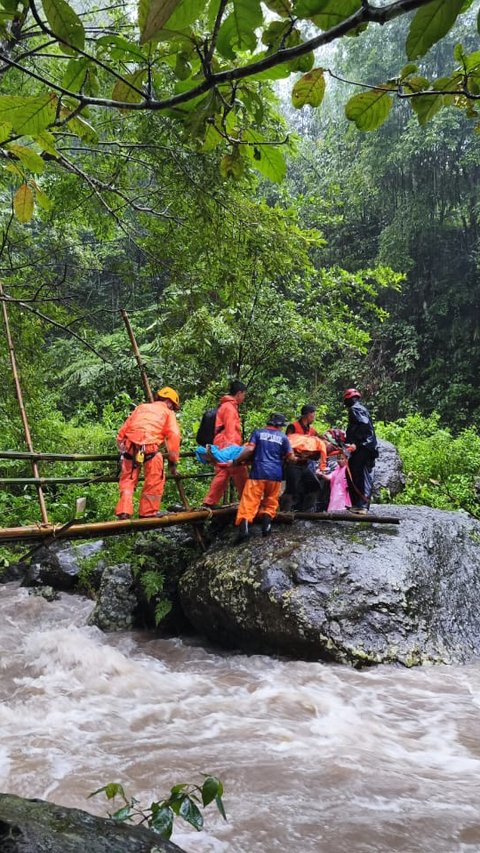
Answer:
[
  {"left": 214, "top": 395, "right": 242, "bottom": 449},
  {"left": 117, "top": 401, "right": 181, "bottom": 462}
]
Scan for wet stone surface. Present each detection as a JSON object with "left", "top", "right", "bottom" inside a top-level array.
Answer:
[{"left": 179, "top": 505, "right": 480, "bottom": 667}]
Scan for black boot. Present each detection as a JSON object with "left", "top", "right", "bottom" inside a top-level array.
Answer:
[
  {"left": 236, "top": 519, "right": 249, "bottom": 543},
  {"left": 261, "top": 514, "right": 272, "bottom": 537}
]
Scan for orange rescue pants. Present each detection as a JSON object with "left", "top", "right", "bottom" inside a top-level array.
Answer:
[
  {"left": 204, "top": 462, "right": 248, "bottom": 506},
  {"left": 235, "top": 479, "right": 282, "bottom": 525},
  {"left": 115, "top": 442, "right": 165, "bottom": 518}
]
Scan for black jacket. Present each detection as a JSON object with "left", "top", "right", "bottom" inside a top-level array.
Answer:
[{"left": 346, "top": 402, "right": 378, "bottom": 455}]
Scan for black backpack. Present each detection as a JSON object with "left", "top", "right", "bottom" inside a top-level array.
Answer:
[{"left": 196, "top": 407, "right": 223, "bottom": 446}]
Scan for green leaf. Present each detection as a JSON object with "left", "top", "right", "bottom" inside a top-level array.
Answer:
[
  {"left": 96, "top": 34, "right": 147, "bottom": 61},
  {"left": 33, "top": 183, "right": 53, "bottom": 211},
  {"left": 13, "top": 183, "right": 34, "bottom": 223},
  {"left": 296, "top": 0, "right": 361, "bottom": 29},
  {"left": 140, "top": 0, "right": 205, "bottom": 41},
  {"left": 243, "top": 53, "right": 291, "bottom": 81},
  {"left": 42, "top": 0, "right": 85, "bottom": 53},
  {"left": 150, "top": 805, "right": 174, "bottom": 839},
  {"left": 220, "top": 150, "right": 244, "bottom": 178},
  {"left": 179, "top": 796, "right": 203, "bottom": 831},
  {"left": 288, "top": 50, "right": 315, "bottom": 73},
  {"left": 112, "top": 69, "right": 146, "bottom": 106},
  {"left": 215, "top": 793, "right": 227, "bottom": 820},
  {"left": 35, "top": 130, "right": 58, "bottom": 157},
  {"left": 6, "top": 144, "right": 45, "bottom": 174},
  {"left": 406, "top": 0, "right": 465, "bottom": 60},
  {"left": 139, "top": 0, "right": 181, "bottom": 42},
  {"left": 64, "top": 112, "right": 98, "bottom": 142},
  {"left": 403, "top": 75, "right": 430, "bottom": 92},
  {"left": 244, "top": 129, "right": 287, "bottom": 181},
  {"left": 201, "top": 120, "right": 223, "bottom": 152},
  {"left": 345, "top": 88, "right": 393, "bottom": 131},
  {"left": 88, "top": 782, "right": 127, "bottom": 801},
  {"left": 0, "top": 120, "right": 11, "bottom": 143},
  {"left": 399, "top": 63, "right": 419, "bottom": 79},
  {"left": 0, "top": 95, "right": 57, "bottom": 136},
  {"left": 202, "top": 776, "right": 222, "bottom": 806},
  {"left": 111, "top": 806, "right": 132, "bottom": 822},
  {"left": 291, "top": 67, "right": 325, "bottom": 108},
  {"left": 410, "top": 91, "right": 444, "bottom": 124},
  {"left": 216, "top": 0, "right": 262, "bottom": 59},
  {"left": 264, "top": 0, "right": 292, "bottom": 13},
  {"left": 464, "top": 51, "right": 480, "bottom": 73},
  {"left": 62, "top": 57, "right": 89, "bottom": 92}
]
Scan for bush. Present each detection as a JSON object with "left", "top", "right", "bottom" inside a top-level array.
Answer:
[{"left": 377, "top": 413, "right": 480, "bottom": 516}]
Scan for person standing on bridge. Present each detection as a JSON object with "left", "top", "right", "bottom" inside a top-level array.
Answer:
[
  {"left": 115, "top": 387, "right": 181, "bottom": 520},
  {"left": 202, "top": 380, "right": 248, "bottom": 509}
]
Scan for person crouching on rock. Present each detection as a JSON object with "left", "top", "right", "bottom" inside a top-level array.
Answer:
[
  {"left": 318, "top": 451, "right": 352, "bottom": 512},
  {"left": 233, "top": 413, "right": 295, "bottom": 542}
]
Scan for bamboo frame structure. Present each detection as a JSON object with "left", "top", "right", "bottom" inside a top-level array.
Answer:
[{"left": 0, "top": 282, "right": 49, "bottom": 524}]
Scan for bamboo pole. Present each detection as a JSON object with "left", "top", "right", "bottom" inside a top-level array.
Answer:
[
  {"left": 120, "top": 308, "right": 206, "bottom": 550},
  {"left": 0, "top": 450, "right": 197, "bottom": 462},
  {"left": 0, "top": 473, "right": 211, "bottom": 485},
  {"left": 0, "top": 508, "right": 400, "bottom": 545},
  {"left": 0, "top": 283, "right": 49, "bottom": 524}
]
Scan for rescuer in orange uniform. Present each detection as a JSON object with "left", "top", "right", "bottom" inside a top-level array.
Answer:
[
  {"left": 115, "top": 387, "right": 181, "bottom": 520},
  {"left": 202, "top": 380, "right": 248, "bottom": 508}
]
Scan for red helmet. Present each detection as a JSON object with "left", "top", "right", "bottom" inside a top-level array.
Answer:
[{"left": 343, "top": 388, "right": 361, "bottom": 401}]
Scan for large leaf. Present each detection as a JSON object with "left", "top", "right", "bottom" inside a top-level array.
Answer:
[
  {"left": 0, "top": 94, "right": 57, "bottom": 135},
  {"left": 62, "top": 57, "right": 89, "bottom": 92},
  {"left": 291, "top": 67, "right": 325, "bottom": 108},
  {"left": 216, "top": 0, "right": 262, "bottom": 59},
  {"left": 345, "top": 88, "right": 393, "bottom": 131},
  {"left": 139, "top": 0, "right": 181, "bottom": 43},
  {"left": 112, "top": 69, "right": 146, "bottom": 106},
  {"left": 140, "top": 0, "right": 205, "bottom": 42},
  {"left": 35, "top": 130, "right": 58, "bottom": 157},
  {"left": 13, "top": 183, "right": 34, "bottom": 223},
  {"left": 6, "top": 144, "right": 45, "bottom": 174},
  {"left": 179, "top": 797, "right": 203, "bottom": 831},
  {"left": 63, "top": 112, "right": 98, "bottom": 142},
  {"left": 411, "top": 92, "right": 444, "bottom": 124},
  {"left": 296, "top": 0, "right": 361, "bottom": 28},
  {"left": 264, "top": 0, "right": 292, "bottom": 14},
  {"left": 244, "top": 129, "right": 287, "bottom": 182},
  {"left": 406, "top": 0, "right": 464, "bottom": 60},
  {"left": 42, "top": 0, "right": 85, "bottom": 53}
]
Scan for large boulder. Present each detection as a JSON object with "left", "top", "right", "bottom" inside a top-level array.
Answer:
[
  {"left": 20, "top": 540, "right": 105, "bottom": 590},
  {"left": 0, "top": 793, "right": 184, "bottom": 852},
  {"left": 179, "top": 505, "right": 480, "bottom": 667},
  {"left": 373, "top": 438, "right": 405, "bottom": 498}
]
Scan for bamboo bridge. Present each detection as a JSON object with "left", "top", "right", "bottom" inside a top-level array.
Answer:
[{"left": 0, "top": 294, "right": 399, "bottom": 549}]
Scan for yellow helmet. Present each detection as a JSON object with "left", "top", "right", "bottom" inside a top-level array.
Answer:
[{"left": 156, "top": 386, "right": 180, "bottom": 411}]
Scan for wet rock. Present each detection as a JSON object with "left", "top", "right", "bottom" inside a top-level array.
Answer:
[
  {"left": 373, "top": 438, "right": 405, "bottom": 498},
  {"left": 0, "top": 792, "right": 184, "bottom": 852},
  {"left": 179, "top": 505, "right": 480, "bottom": 667},
  {"left": 132, "top": 529, "right": 199, "bottom": 633},
  {"left": 21, "top": 540, "right": 105, "bottom": 591},
  {"left": 28, "top": 585, "right": 60, "bottom": 602},
  {"left": 88, "top": 564, "right": 137, "bottom": 631}
]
